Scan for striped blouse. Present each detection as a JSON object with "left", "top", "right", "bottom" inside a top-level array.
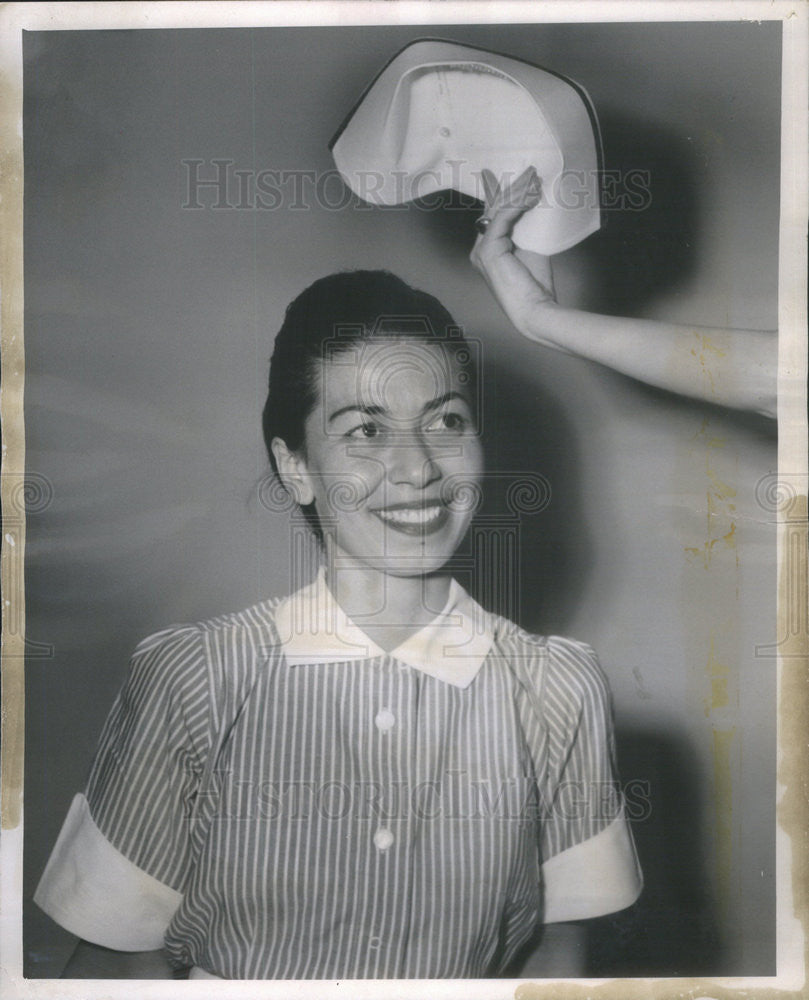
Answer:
[{"left": 35, "top": 572, "right": 642, "bottom": 979}]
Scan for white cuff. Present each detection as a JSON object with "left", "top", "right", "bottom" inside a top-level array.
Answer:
[
  {"left": 34, "top": 793, "right": 183, "bottom": 951},
  {"left": 541, "top": 811, "right": 643, "bottom": 923},
  {"left": 189, "top": 966, "right": 223, "bottom": 979}
]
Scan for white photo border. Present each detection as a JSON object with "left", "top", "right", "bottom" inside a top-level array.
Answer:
[{"left": 1, "top": 2, "right": 806, "bottom": 997}]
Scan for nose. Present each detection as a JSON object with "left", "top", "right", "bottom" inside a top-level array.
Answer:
[{"left": 387, "top": 430, "right": 441, "bottom": 489}]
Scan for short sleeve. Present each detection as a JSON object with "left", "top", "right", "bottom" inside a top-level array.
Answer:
[
  {"left": 34, "top": 625, "right": 212, "bottom": 949},
  {"left": 538, "top": 637, "right": 643, "bottom": 922}
]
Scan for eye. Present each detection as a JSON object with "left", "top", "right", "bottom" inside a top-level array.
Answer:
[
  {"left": 346, "top": 421, "right": 381, "bottom": 440},
  {"left": 425, "top": 411, "right": 469, "bottom": 434}
]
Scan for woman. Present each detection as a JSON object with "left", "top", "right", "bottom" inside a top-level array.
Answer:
[{"left": 35, "top": 271, "right": 642, "bottom": 979}]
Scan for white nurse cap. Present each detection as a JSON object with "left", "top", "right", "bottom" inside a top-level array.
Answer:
[{"left": 330, "top": 39, "right": 602, "bottom": 255}]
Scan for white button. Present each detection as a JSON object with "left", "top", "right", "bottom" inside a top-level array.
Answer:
[
  {"left": 374, "top": 709, "right": 395, "bottom": 731},
  {"left": 373, "top": 828, "right": 394, "bottom": 851}
]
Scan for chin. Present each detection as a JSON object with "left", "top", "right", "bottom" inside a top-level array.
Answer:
[
  {"left": 381, "top": 559, "right": 454, "bottom": 578},
  {"left": 342, "top": 552, "right": 453, "bottom": 577},
  {"left": 328, "top": 519, "right": 472, "bottom": 578}
]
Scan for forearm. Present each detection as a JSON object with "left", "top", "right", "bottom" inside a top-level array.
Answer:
[
  {"left": 520, "top": 302, "right": 778, "bottom": 417},
  {"left": 471, "top": 184, "right": 777, "bottom": 420},
  {"left": 62, "top": 940, "right": 175, "bottom": 978},
  {"left": 520, "top": 303, "right": 777, "bottom": 419},
  {"left": 517, "top": 921, "right": 587, "bottom": 978}
]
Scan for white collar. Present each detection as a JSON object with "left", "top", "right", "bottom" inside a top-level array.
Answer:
[{"left": 274, "top": 568, "right": 495, "bottom": 689}]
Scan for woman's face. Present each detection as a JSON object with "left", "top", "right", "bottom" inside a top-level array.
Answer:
[{"left": 277, "top": 337, "right": 483, "bottom": 578}]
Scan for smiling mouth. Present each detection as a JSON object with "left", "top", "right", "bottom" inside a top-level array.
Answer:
[{"left": 372, "top": 502, "right": 450, "bottom": 535}]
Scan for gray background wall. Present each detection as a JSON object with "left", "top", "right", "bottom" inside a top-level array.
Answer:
[{"left": 23, "top": 21, "right": 780, "bottom": 978}]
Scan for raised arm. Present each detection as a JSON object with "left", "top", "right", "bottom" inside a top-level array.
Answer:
[{"left": 470, "top": 168, "right": 777, "bottom": 420}]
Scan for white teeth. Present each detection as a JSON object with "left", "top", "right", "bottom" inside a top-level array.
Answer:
[{"left": 376, "top": 505, "right": 443, "bottom": 526}]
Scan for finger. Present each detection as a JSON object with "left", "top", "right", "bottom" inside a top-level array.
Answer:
[
  {"left": 483, "top": 205, "right": 524, "bottom": 243},
  {"left": 487, "top": 189, "right": 541, "bottom": 235},
  {"left": 481, "top": 167, "right": 529, "bottom": 213},
  {"left": 502, "top": 166, "right": 541, "bottom": 208},
  {"left": 524, "top": 167, "right": 542, "bottom": 202},
  {"left": 480, "top": 168, "right": 500, "bottom": 209},
  {"left": 471, "top": 205, "right": 536, "bottom": 262},
  {"left": 479, "top": 166, "right": 540, "bottom": 220},
  {"left": 511, "top": 165, "right": 536, "bottom": 190}
]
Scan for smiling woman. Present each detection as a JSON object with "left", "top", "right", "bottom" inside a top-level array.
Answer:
[
  {"left": 269, "top": 274, "right": 484, "bottom": 644},
  {"left": 277, "top": 339, "right": 482, "bottom": 566},
  {"left": 34, "top": 270, "right": 642, "bottom": 980}
]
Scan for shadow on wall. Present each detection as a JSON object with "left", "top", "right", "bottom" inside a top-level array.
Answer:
[
  {"left": 443, "top": 350, "right": 589, "bottom": 635},
  {"left": 587, "top": 727, "right": 725, "bottom": 976},
  {"left": 576, "top": 109, "right": 702, "bottom": 317}
]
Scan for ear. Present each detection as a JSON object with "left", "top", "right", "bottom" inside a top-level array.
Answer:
[{"left": 271, "top": 438, "right": 315, "bottom": 507}]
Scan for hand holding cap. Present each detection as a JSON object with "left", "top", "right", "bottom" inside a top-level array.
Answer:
[{"left": 330, "top": 39, "right": 602, "bottom": 255}]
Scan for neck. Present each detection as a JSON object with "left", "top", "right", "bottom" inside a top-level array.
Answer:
[{"left": 322, "top": 556, "right": 452, "bottom": 653}]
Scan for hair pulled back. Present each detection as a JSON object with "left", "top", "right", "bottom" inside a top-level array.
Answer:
[{"left": 262, "top": 269, "right": 464, "bottom": 463}]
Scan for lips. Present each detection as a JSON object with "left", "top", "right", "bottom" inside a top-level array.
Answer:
[{"left": 371, "top": 501, "right": 450, "bottom": 536}]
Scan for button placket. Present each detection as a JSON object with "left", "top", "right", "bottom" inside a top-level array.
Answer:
[
  {"left": 373, "top": 706, "right": 395, "bottom": 850},
  {"left": 366, "top": 659, "right": 415, "bottom": 975}
]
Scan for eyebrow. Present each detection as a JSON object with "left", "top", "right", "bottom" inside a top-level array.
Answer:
[{"left": 327, "top": 391, "right": 468, "bottom": 424}]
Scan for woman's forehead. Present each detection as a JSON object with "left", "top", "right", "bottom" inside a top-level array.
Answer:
[{"left": 315, "top": 338, "right": 472, "bottom": 411}]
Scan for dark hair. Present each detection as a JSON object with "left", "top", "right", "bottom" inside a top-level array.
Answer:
[{"left": 262, "top": 270, "right": 473, "bottom": 536}]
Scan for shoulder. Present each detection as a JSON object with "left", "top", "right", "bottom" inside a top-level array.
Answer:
[
  {"left": 543, "top": 635, "right": 611, "bottom": 720},
  {"left": 128, "top": 597, "right": 285, "bottom": 688},
  {"left": 492, "top": 617, "right": 610, "bottom": 708},
  {"left": 191, "top": 596, "right": 284, "bottom": 646}
]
